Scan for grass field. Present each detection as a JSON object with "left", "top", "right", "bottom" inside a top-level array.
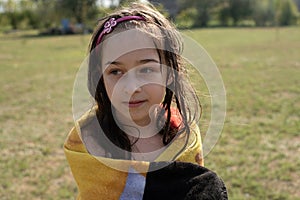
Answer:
[{"left": 0, "top": 27, "right": 299, "bottom": 200}]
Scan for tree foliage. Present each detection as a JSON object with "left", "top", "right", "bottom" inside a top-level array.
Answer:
[
  {"left": 252, "top": 0, "right": 299, "bottom": 26},
  {"left": 56, "top": 0, "right": 98, "bottom": 24},
  {"left": 0, "top": 0, "right": 299, "bottom": 31},
  {"left": 0, "top": 0, "right": 98, "bottom": 30},
  {"left": 176, "top": 0, "right": 299, "bottom": 27},
  {"left": 178, "top": 0, "right": 220, "bottom": 27},
  {"left": 277, "top": 0, "right": 299, "bottom": 25},
  {"left": 218, "top": 0, "right": 254, "bottom": 26}
]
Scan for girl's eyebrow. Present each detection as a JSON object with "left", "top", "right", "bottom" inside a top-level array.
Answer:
[
  {"left": 105, "top": 58, "right": 160, "bottom": 66},
  {"left": 138, "top": 58, "right": 160, "bottom": 64},
  {"left": 105, "top": 61, "right": 122, "bottom": 66}
]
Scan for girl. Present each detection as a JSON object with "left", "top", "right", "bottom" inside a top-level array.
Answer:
[{"left": 64, "top": 2, "right": 227, "bottom": 200}]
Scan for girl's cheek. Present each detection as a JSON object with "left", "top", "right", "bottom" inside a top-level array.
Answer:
[
  {"left": 145, "top": 84, "right": 165, "bottom": 98},
  {"left": 103, "top": 78, "right": 115, "bottom": 99}
]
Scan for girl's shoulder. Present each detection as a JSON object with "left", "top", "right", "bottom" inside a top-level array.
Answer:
[{"left": 64, "top": 107, "right": 106, "bottom": 156}]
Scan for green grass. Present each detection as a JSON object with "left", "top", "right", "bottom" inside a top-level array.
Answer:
[
  {"left": 0, "top": 27, "right": 299, "bottom": 199},
  {"left": 184, "top": 27, "right": 300, "bottom": 200}
]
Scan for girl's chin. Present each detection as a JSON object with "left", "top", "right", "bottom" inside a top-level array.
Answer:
[
  {"left": 126, "top": 115, "right": 151, "bottom": 126},
  {"left": 112, "top": 104, "right": 161, "bottom": 126},
  {"left": 114, "top": 112, "right": 152, "bottom": 127}
]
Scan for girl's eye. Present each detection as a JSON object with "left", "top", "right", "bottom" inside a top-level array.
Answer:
[
  {"left": 109, "top": 69, "right": 122, "bottom": 75},
  {"left": 139, "top": 66, "right": 157, "bottom": 74}
]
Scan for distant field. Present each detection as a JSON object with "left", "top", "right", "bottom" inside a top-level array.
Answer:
[{"left": 0, "top": 27, "right": 299, "bottom": 200}]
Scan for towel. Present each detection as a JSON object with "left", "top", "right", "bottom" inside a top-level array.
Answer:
[{"left": 64, "top": 109, "right": 227, "bottom": 200}]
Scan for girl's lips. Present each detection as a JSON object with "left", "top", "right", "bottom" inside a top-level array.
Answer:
[{"left": 125, "top": 100, "right": 147, "bottom": 108}]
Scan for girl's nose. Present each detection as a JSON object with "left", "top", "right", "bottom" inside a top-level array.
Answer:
[{"left": 122, "top": 73, "right": 142, "bottom": 95}]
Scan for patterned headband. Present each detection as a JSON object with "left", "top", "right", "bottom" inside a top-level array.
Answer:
[{"left": 96, "top": 16, "right": 145, "bottom": 46}]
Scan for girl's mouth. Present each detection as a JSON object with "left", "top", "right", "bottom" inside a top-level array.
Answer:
[{"left": 125, "top": 100, "right": 147, "bottom": 108}]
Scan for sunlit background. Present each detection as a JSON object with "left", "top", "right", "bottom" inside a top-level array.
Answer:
[{"left": 0, "top": 0, "right": 299, "bottom": 199}]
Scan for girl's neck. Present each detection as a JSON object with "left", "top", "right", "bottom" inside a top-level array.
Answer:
[
  {"left": 130, "top": 134, "right": 166, "bottom": 161},
  {"left": 120, "top": 121, "right": 160, "bottom": 139},
  {"left": 114, "top": 107, "right": 164, "bottom": 139}
]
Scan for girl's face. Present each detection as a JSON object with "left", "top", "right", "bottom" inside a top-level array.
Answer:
[{"left": 101, "top": 34, "right": 166, "bottom": 126}]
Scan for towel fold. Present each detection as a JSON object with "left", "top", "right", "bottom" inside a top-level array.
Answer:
[{"left": 63, "top": 108, "right": 226, "bottom": 200}]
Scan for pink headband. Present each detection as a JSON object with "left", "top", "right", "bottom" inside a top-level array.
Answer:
[{"left": 96, "top": 16, "right": 145, "bottom": 46}]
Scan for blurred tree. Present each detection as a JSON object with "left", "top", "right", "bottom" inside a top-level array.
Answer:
[
  {"left": 56, "top": 0, "right": 98, "bottom": 24},
  {"left": 252, "top": 0, "right": 276, "bottom": 26},
  {"left": 0, "top": 0, "right": 298, "bottom": 30},
  {"left": 230, "top": 0, "right": 253, "bottom": 25},
  {"left": 277, "top": 0, "right": 299, "bottom": 25},
  {"left": 251, "top": 0, "right": 298, "bottom": 26},
  {"left": 0, "top": 0, "right": 58, "bottom": 29},
  {"left": 18, "top": 0, "right": 40, "bottom": 29},
  {"left": 178, "top": 0, "right": 220, "bottom": 27},
  {"left": 218, "top": 1, "right": 231, "bottom": 26},
  {"left": 175, "top": 7, "right": 197, "bottom": 28},
  {"left": 218, "top": 0, "right": 253, "bottom": 26},
  {"left": 34, "top": 0, "right": 61, "bottom": 28},
  {"left": 148, "top": 0, "right": 178, "bottom": 20},
  {"left": 2, "top": 0, "right": 18, "bottom": 29}
]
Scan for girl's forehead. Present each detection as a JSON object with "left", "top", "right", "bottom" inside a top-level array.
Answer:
[{"left": 101, "top": 29, "right": 159, "bottom": 65}]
